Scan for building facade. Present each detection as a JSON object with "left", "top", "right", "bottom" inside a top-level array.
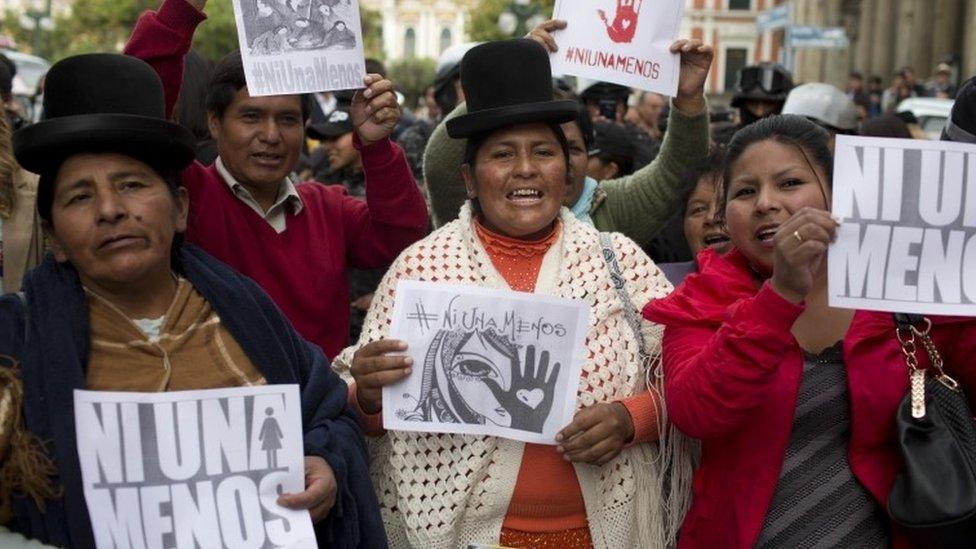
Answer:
[
  {"left": 364, "top": 0, "right": 974, "bottom": 93},
  {"left": 680, "top": 0, "right": 786, "bottom": 95},
  {"left": 361, "top": 0, "right": 474, "bottom": 61}
]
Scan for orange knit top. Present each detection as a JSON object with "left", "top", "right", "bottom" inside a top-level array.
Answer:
[
  {"left": 473, "top": 219, "right": 660, "bottom": 539},
  {"left": 347, "top": 218, "right": 661, "bottom": 545}
]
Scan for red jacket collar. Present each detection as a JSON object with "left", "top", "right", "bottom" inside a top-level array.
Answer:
[{"left": 645, "top": 248, "right": 761, "bottom": 326}]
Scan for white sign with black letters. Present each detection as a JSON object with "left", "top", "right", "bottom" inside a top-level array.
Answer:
[
  {"left": 829, "top": 135, "right": 976, "bottom": 316},
  {"left": 384, "top": 281, "right": 589, "bottom": 445},
  {"left": 231, "top": 0, "right": 366, "bottom": 96},
  {"left": 549, "top": 0, "right": 684, "bottom": 95},
  {"left": 74, "top": 385, "right": 315, "bottom": 549}
]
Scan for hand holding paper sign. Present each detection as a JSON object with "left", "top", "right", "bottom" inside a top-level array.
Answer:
[
  {"left": 278, "top": 456, "right": 338, "bottom": 522},
  {"left": 351, "top": 339, "right": 413, "bottom": 415},
  {"left": 352, "top": 74, "right": 401, "bottom": 146},
  {"left": 771, "top": 207, "right": 839, "bottom": 304},
  {"left": 670, "top": 39, "right": 712, "bottom": 115}
]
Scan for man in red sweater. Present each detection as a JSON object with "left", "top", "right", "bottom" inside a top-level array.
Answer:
[{"left": 124, "top": 0, "right": 428, "bottom": 359}]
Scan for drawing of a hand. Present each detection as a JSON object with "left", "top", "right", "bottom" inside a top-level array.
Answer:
[{"left": 484, "top": 345, "right": 560, "bottom": 433}]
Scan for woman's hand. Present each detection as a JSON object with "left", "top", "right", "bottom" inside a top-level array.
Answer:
[
  {"left": 771, "top": 207, "right": 839, "bottom": 303},
  {"left": 350, "top": 339, "right": 412, "bottom": 415},
  {"left": 277, "top": 456, "right": 337, "bottom": 522},
  {"left": 525, "top": 19, "right": 567, "bottom": 53},
  {"left": 556, "top": 402, "right": 635, "bottom": 465},
  {"left": 670, "top": 39, "right": 714, "bottom": 115}
]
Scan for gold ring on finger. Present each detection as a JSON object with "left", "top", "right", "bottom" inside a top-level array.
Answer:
[{"left": 793, "top": 230, "right": 803, "bottom": 243}]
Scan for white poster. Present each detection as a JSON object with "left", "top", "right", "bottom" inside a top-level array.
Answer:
[
  {"left": 829, "top": 135, "right": 976, "bottom": 316},
  {"left": 550, "top": 0, "right": 685, "bottom": 96},
  {"left": 231, "top": 0, "right": 367, "bottom": 96},
  {"left": 384, "top": 281, "right": 589, "bottom": 445},
  {"left": 74, "top": 385, "right": 316, "bottom": 549}
]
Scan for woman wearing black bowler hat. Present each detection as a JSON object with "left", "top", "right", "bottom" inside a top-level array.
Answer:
[
  {"left": 0, "top": 54, "right": 385, "bottom": 548},
  {"left": 333, "top": 39, "right": 694, "bottom": 548}
]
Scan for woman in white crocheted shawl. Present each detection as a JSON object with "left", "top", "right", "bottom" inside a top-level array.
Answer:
[{"left": 333, "top": 39, "right": 695, "bottom": 549}]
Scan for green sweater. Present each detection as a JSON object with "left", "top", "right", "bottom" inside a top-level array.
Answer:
[{"left": 421, "top": 102, "right": 710, "bottom": 248}]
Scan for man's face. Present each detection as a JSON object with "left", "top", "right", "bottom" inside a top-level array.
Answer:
[
  {"left": 638, "top": 92, "right": 665, "bottom": 125},
  {"left": 847, "top": 77, "right": 862, "bottom": 92},
  {"left": 323, "top": 132, "right": 361, "bottom": 172},
  {"left": 208, "top": 88, "right": 304, "bottom": 191}
]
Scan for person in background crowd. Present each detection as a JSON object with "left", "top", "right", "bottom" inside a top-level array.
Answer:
[
  {"left": 0, "top": 53, "right": 384, "bottom": 548},
  {"left": 579, "top": 80, "right": 660, "bottom": 168},
  {"left": 423, "top": 18, "right": 713, "bottom": 254},
  {"left": 643, "top": 114, "right": 976, "bottom": 548},
  {"left": 782, "top": 82, "right": 859, "bottom": 138},
  {"left": 900, "top": 66, "right": 927, "bottom": 97},
  {"left": 0, "top": 58, "right": 26, "bottom": 132},
  {"left": 397, "top": 42, "right": 479, "bottom": 183},
  {"left": 866, "top": 75, "right": 884, "bottom": 118},
  {"left": 421, "top": 85, "right": 440, "bottom": 121},
  {"left": 338, "top": 38, "right": 695, "bottom": 548},
  {"left": 0, "top": 109, "right": 42, "bottom": 294},
  {"left": 927, "top": 63, "right": 957, "bottom": 99},
  {"left": 174, "top": 49, "right": 217, "bottom": 164},
  {"left": 845, "top": 71, "right": 869, "bottom": 108},
  {"left": 657, "top": 148, "right": 728, "bottom": 285},
  {"left": 124, "top": 0, "right": 428, "bottom": 359},
  {"left": 859, "top": 114, "right": 913, "bottom": 139},
  {"left": 626, "top": 91, "right": 666, "bottom": 140},
  {"left": 587, "top": 120, "right": 636, "bottom": 181},
  {"left": 729, "top": 62, "right": 793, "bottom": 131},
  {"left": 942, "top": 75, "right": 976, "bottom": 143},
  {"left": 881, "top": 70, "right": 912, "bottom": 113}
]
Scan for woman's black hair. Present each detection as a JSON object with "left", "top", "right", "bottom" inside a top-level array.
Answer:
[
  {"left": 720, "top": 114, "right": 833, "bottom": 217},
  {"left": 462, "top": 121, "right": 573, "bottom": 214},
  {"left": 679, "top": 146, "right": 725, "bottom": 216}
]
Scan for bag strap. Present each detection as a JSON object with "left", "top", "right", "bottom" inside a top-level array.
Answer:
[
  {"left": 892, "top": 312, "right": 956, "bottom": 419},
  {"left": 599, "top": 232, "right": 648, "bottom": 358}
]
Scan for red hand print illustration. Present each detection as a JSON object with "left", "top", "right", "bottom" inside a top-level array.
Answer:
[{"left": 598, "top": 0, "right": 643, "bottom": 44}]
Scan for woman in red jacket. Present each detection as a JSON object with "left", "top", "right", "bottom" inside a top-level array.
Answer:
[{"left": 643, "top": 115, "right": 976, "bottom": 548}]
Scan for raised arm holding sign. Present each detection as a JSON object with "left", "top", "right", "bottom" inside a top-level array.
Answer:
[{"left": 549, "top": 0, "right": 686, "bottom": 96}]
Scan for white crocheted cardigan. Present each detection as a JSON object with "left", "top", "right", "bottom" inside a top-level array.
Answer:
[{"left": 335, "top": 204, "right": 694, "bottom": 549}]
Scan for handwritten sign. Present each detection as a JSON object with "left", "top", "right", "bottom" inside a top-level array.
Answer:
[
  {"left": 74, "top": 385, "right": 316, "bottom": 549},
  {"left": 231, "top": 0, "right": 366, "bottom": 96},
  {"left": 828, "top": 135, "right": 976, "bottom": 316},
  {"left": 550, "top": 0, "right": 684, "bottom": 96},
  {"left": 384, "top": 281, "right": 589, "bottom": 444}
]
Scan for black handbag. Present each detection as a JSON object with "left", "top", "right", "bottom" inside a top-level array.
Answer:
[{"left": 887, "top": 313, "right": 976, "bottom": 547}]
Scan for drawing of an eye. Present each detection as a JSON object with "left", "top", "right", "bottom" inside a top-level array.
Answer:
[{"left": 452, "top": 359, "right": 498, "bottom": 379}]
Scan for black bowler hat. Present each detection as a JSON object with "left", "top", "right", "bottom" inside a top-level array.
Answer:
[
  {"left": 446, "top": 39, "right": 578, "bottom": 139},
  {"left": 13, "top": 53, "right": 196, "bottom": 176}
]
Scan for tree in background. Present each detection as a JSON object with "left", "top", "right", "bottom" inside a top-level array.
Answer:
[
  {"left": 388, "top": 57, "right": 434, "bottom": 111},
  {"left": 466, "top": 0, "right": 554, "bottom": 43}
]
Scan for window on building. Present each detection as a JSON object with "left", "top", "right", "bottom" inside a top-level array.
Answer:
[
  {"left": 724, "top": 48, "right": 748, "bottom": 92},
  {"left": 729, "top": 0, "right": 751, "bottom": 9},
  {"left": 405, "top": 27, "right": 416, "bottom": 57},
  {"left": 440, "top": 28, "right": 452, "bottom": 53}
]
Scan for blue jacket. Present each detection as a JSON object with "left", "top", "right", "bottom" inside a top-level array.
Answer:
[{"left": 0, "top": 245, "right": 387, "bottom": 548}]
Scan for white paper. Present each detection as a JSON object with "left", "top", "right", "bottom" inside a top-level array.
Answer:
[
  {"left": 74, "top": 385, "right": 316, "bottom": 549},
  {"left": 384, "top": 281, "right": 590, "bottom": 444},
  {"left": 550, "top": 0, "right": 684, "bottom": 96},
  {"left": 231, "top": 0, "right": 367, "bottom": 96},
  {"left": 828, "top": 135, "right": 976, "bottom": 316}
]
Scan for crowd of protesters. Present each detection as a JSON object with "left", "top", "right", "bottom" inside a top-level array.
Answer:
[{"left": 1, "top": 0, "right": 976, "bottom": 547}]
